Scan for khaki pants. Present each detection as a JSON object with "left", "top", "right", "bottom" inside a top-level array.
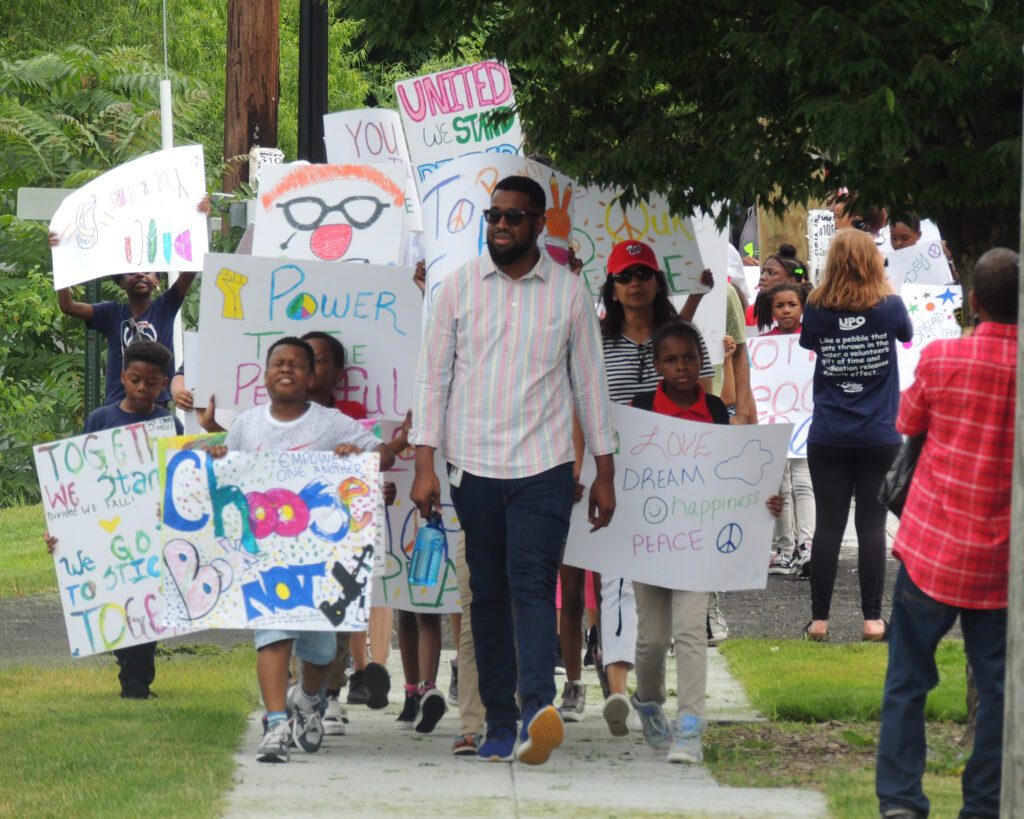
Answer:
[
  {"left": 454, "top": 531, "right": 485, "bottom": 735},
  {"left": 633, "top": 582, "right": 709, "bottom": 718}
]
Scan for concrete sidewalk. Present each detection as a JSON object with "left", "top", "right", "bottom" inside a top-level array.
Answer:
[{"left": 223, "top": 650, "right": 827, "bottom": 818}]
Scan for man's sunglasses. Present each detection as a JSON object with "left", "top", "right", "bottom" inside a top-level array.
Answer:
[
  {"left": 482, "top": 207, "right": 541, "bottom": 226},
  {"left": 610, "top": 268, "right": 656, "bottom": 284}
]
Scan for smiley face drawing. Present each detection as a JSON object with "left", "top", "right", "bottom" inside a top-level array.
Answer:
[{"left": 255, "top": 162, "right": 407, "bottom": 264}]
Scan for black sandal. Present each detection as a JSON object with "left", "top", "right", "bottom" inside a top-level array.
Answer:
[{"left": 862, "top": 620, "right": 891, "bottom": 642}]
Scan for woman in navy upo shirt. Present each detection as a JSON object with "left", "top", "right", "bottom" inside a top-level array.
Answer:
[{"left": 799, "top": 230, "right": 912, "bottom": 642}]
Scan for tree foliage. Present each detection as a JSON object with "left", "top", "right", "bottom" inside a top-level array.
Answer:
[{"left": 344, "top": 0, "right": 1022, "bottom": 268}]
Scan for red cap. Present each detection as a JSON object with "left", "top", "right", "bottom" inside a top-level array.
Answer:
[{"left": 607, "top": 240, "right": 659, "bottom": 275}]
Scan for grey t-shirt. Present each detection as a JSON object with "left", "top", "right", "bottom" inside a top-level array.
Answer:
[{"left": 225, "top": 402, "right": 381, "bottom": 453}]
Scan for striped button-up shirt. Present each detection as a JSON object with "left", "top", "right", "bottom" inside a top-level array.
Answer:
[{"left": 410, "top": 253, "right": 616, "bottom": 479}]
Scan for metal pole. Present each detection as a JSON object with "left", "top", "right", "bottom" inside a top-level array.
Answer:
[{"left": 999, "top": 92, "right": 1024, "bottom": 819}]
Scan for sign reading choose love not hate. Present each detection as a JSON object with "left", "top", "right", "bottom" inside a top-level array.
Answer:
[
  {"left": 160, "top": 447, "right": 380, "bottom": 631},
  {"left": 49, "top": 145, "right": 210, "bottom": 289},
  {"left": 34, "top": 416, "right": 193, "bottom": 657},
  {"left": 193, "top": 253, "right": 422, "bottom": 415},
  {"left": 395, "top": 60, "right": 523, "bottom": 186},
  {"left": 564, "top": 405, "right": 791, "bottom": 591}
]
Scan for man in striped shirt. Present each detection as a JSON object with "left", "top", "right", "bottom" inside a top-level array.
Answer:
[{"left": 410, "top": 175, "right": 616, "bottom": 765}]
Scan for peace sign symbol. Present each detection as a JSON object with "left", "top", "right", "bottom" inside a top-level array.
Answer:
[
  {"left": 716, "top": 523, "right": 743, "bottom": 554},
  {"left": 447, "top": 198, "right": 474, "bottom": 234},
  {"left": 604, "top": 197, "right": 649, "bottom": 242}
]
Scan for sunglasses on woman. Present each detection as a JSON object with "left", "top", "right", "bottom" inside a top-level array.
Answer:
[
  {"left": 610, "top": 268, "right": 656, "bottom": 284},
  {"left": 482, "top": 207, "right": 541, "bottom": 226}
]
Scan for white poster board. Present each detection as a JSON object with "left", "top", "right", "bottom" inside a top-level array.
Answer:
[
  {"left": 896, "top": 284, "right": 963, "bottom": 390},
  {"left": 323, "top": 108, "right": 423, "bottom": 233},
  {"left": 370, "top": 421, "right": 460, "bottom": 613},
  {"left": 49, "top": 145, "right": 209, "bottom": 288},
  {"left": 194, "top": 253, "right": 422, "bottom": 415},
  {"left": 886, "top": 240, "right": 952, "bottom": 288},
  {"left": 564, "top": 405, "right": 791, "bottom": 591},
  {"left": 806, "top": 209, "right": 834, "bottom": 281},
  {"left": 419, "top": 154, "right": 574, "bottom": 312},
  {"left": 160, "top": 448, "right": 380, "bottom": 631},
  {"left": 395, "top": 60, "right": 523, "bottom": 186},
  {"left": 34, "top": 417, "right": 192, "bottom": 657},
  {"left": 253, "top": 162, "right": 406, "bottom": 264},
  {"left": 747, "top": 335, "right": 816, "bottom": 457}
]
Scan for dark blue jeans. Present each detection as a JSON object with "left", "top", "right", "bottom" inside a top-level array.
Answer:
[
  {"left": 449, "top": 462, "right": 574, "bottom": 729},
  {"left": 876, "top": 565, "right": 1006, "bottom": 818}
]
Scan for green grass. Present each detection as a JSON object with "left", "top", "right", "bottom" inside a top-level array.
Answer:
[
  {"left": 0, "top": 503, "right": 54, "bottom": 598},
  {"left": 0, "top": 644, "right": 258, "bottom": 817},
  {"left": 712, "top": 639, "right": 970, "bottom": 818},
  {"left": 719, "top": 638, "right": 967, "bottom": 721}
]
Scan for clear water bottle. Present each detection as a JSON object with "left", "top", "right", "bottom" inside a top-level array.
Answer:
[{"left": 409, "top": 512, "right": 447, "bottom": 586}]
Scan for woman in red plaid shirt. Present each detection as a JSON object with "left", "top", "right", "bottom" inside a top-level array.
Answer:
[{"left": 875, "top": 247, "right": 1018, "bottom": 819}]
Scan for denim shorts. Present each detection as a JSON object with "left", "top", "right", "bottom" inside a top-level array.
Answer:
[{"left": 253, "top": 629, "right": 337, "bottom": 666}]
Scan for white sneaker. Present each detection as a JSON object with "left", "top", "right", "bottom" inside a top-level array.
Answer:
[
  {"left": 289, "top": 686, "right": 325, "bottom": 753},
  {"left": 602, "top": 693, "right": 630, "bottom": 737},
  {"left": 627, "top": 708, "right": 643, "bottom": 733},
  {"left": 558, "top": 681, "right": 587, "bottom": 723},
  {"left": 257, "top": 719, "right": 291, "bottom": 763},
  {"left": 323, "top": 695, "right": 347, "bottom": 736}
]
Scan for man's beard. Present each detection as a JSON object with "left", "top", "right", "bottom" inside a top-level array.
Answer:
[{"left": 487, "top": 233, "right": 536, "bottom": 266}]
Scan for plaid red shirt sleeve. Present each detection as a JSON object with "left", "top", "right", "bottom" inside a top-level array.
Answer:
[{"left": 892, "top": 323, "right": 1017, "bottom": 609}]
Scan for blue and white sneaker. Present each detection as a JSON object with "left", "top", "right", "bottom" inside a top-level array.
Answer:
[
  {"left": 257, "top": 719, "right": 291, "bottom": 763},
  {"left": 516, "top": 705, "right": 564, "bottom": 765},
  {"left": 477, "top": 725, "right": 517, "bottom": 762},
  {"left": 288, "top": 686, "right": 325, "bottom": 753},
  {"left": 667, "top": 713, "right": 705, "bottom": 763},
  {"left": 630, "top": 694, "right": 673, "bottom": 750}
]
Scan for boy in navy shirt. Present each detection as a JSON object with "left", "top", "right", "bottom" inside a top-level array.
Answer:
[{"left": 45, "top": 341, "right": 183, "bottom": 698}]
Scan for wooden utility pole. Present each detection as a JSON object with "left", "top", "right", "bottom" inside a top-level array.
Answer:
[
  {"left": 1000, "top": 109, "right": 1024, "bottom": 818},
  {"left": 223, "top": 0, "right": 280, "bottom": 192}
]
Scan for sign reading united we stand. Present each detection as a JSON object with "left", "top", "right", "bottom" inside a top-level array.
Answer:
[{"left": 395, "top": 60, "right": 523, "bottom": 186}]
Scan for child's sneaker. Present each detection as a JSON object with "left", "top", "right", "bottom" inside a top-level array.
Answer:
[
  {"left": 451, "top": 732, "right": 481, "bottom": 756},
  {"left": 288, "top": 686, "right": 325, "bottom": 753},
  {"left": 795, "top": 542, "right": 812, "bottom": 578},
  {"left": 768, "top": 549, "right": 795, "bottom": 575},
  {"left": 558, "top": 681, "right": 587, "bottom": 723},
  {"left": 257, "top": 719, "right": 291, "bottom": 763},
  {"left": 364, "top": 661, "right": 391, "bottom": 709},
  {"left": 516, "top": 704, "right": 564, "bottom": 765},
  {"left": 322, "top": 695, "right": 347, "bottom": 736},
  {"left": 630, "top": 694, "right": 673, "bottom": 750},
  {"left": 396, "top": 690, "right": 420, "bottom": 729},
  {"left": 602, "top": 692, "right": 631, "bottom": 737},
  {"left": 415, "top": 687, "right": 447, "bottom": 734},
  {"left": 477, "top": 725, "right": 517, "bottom": 762},
  {"left": 667, "top": 713, "right": 705, "bottom": 763}
]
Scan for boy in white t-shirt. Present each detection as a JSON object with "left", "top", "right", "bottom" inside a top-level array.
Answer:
[{"left": 210, "top": 336, "right": 398, "bottom": 762}]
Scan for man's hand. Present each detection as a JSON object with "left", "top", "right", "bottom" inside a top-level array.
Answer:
[
  {"left": 411, "top": 446, "right": 442, "bottom": 517},
  {"left": 588, "top": 473, "right": 615, "bottom": 531}
]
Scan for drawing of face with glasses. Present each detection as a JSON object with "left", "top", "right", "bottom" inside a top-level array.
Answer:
[
  {"left": 277, "top": 195, "right": 394, "bottom": 261},
  {"left": 259, "top": 164, "right": 407, "bottom": 262}
]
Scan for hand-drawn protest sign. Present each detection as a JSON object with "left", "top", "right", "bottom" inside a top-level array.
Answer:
[
  {"left": 194, "top": 253, "right": 422, "bottom": 415},
  {"left": 419, "top": 154, "right": 574, "bottom": 312},
  {"left": 747, "top": 335, "right": 816, "bottom": 457},
  {"left": 572, "top": 187, "right": 709, "bottom": 299},
  {"left": 253, "top": 162, "right": 407, "bottom": 264},
  {"left": 886, "top": 240, "right": 952, "bottom": 288},
  {"left": 369, "top": 420, "right": 460, "bottom": 614},
  {"left": 49, "top": 145, "right": 209, "bottom": 289},
  {"left": 323, "top": 108, "right": 423, "bottom": 233},
  {"left": 160, "top": 448, "right": 380, "bottom": 631},
  {"left": 564, "top": 405, "right": 791, "bottom": 591},
  {"left": 806, "top": 209, "right": 835, "bottom": 281},
  {"left": 896, "top": 283, "right": 963, "bottom": 390},
  {"left": 395, "top": 60, "right": 523, "bottom": 186},
  {"left": 34, "top": 416, "right": 191, "bottom": 657}
]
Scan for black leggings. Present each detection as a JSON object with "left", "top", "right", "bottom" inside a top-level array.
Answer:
[{"left": 807, "top": 443, "right": 900, "bottom": 621}]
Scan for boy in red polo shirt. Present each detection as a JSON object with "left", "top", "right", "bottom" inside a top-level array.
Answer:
[{"left": 629, "top": 321, "right": 781, "bottom": 765}]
